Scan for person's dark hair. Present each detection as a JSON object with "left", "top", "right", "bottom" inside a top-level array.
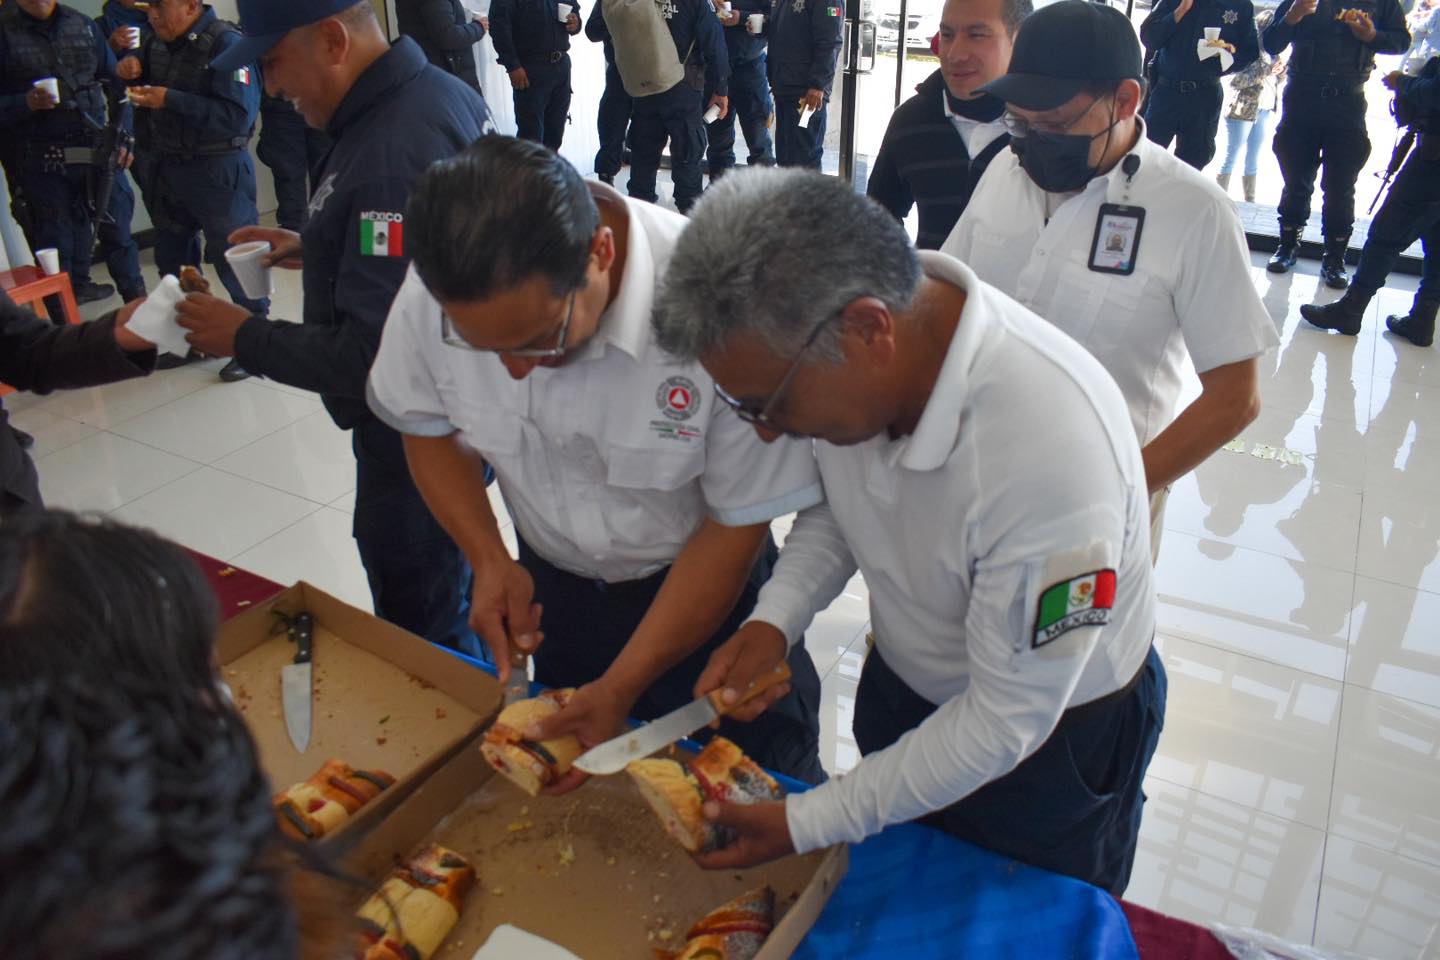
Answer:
[
  {"left": 408, "top": 135, "right": 600, "bottom": 304},
  {"left": 0, "top": 510, "right": 221, "bottom": 694},
  {"left": 0, "top": 675, "right": 300, "bottom": 959},
  {"left": 1002, "top": 0, "right": 1032, "bottom": 35}
]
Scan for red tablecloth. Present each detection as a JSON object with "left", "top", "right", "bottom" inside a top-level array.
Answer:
[{"left": 191, "top": 550, "right": 1232, "bottom": 960}]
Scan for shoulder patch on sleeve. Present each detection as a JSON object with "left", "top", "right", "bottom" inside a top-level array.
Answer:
[{"left": 1034, "top": 570, "right": 1115, "bottom": 648}]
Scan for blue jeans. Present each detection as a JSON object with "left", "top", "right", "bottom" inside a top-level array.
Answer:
[{"left": 1220, "top": 110, "right": 1273, "bottom": 177}]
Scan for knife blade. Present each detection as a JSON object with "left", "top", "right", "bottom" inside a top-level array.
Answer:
[
  {"left": 573, "top": 662, "right": 792, "bottom": 775},
  {"left": 503, "top": 648, "right": 529, "bottom": 706},
  {"left": 280, "top": 612, "right": 314, "bottom": 754}
]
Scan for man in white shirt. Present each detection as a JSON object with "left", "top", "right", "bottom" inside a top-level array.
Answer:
[
  {"left": 941, "top": 0, "right": 1277, "bottom": 553},
  {"left": 366, "top": 137, "right": 826, "bottom": 783},
  {"left": 652, "top": 167, "right": 1164, "bottom": 894}
]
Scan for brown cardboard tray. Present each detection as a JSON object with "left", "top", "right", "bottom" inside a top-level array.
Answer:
[
  {"left": 218, "top": 581, "right": 504, "bottom": 844},
  {"left": 345, "top": 744, "right": 848, "bottom": 959}
]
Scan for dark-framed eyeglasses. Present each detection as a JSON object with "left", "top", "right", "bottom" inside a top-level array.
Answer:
[
  {"left": 713, "top": 316, "right": 833, "bottom": 429},
  {"left": 441, "top": 288, "right": 577, "bottom": 358},
  {"left": 1002, "top": 95, "right": 1105, "bottom": 138}
]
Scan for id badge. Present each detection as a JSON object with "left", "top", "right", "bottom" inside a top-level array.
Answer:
[{"left": 1089, "top": 203, "right": 1145, "bottom": 276}]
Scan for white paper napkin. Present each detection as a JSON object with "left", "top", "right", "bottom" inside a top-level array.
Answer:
[
  {"left": 1196, "top": 40, "right": 1234, "bottom": 73},
  {"left": 124, "top": 274, "right": 190, "bottom": 357},
  {"left": 468, "top": 925, "right": 584, "bottom": 960}
]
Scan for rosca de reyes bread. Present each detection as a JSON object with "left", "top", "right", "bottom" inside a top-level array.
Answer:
[
  {"left": 628, "top": 737, "right": 783, "bottom": 853},
  {"left": 480, "top": 688, "right": 583, "bottom": 796},
  {"left": 178, "top": 265, "right": 210, "bottom": 294},
  {"left": 658, "top": 886, "right": 776, "bottom": 960},
  {"left": 273, "top": 758, "right": 396, "bottom": 842},
  {"left": 355, "top": 844, "right": 475, "bottom": 960}
]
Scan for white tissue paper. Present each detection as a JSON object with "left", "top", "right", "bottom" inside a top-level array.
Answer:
[
  {"left": 124, "top": 274, "right": 190, "bottom": 357},
  {"left": 1196, "top": 39, "right": 1234, "bottom": 73},
  {"left": 468, "top": 925, "right": 584, "bottom": 960}
]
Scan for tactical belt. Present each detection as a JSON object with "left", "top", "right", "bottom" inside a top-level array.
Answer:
[
  {"left": 1288, "top": 74, "right": 1367, "bottom": 98},
  {"left": 1155, "top": 75, "right": 1220, "bottom": 93},
  {"left": 520, "top": 49, "right": 567, "bottom": 63}
]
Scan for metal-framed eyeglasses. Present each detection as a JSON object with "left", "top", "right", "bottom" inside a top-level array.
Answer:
[
  {"left": 441, "top": 288, "right": 577, "bottom": 359},
  {"left": 713, "top": 316, "right": 834, "bottom": 429}
]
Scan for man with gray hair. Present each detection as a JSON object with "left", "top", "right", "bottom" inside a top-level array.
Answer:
[{"left": 654, "top": 167, "right": 1165, "bottom": 894}]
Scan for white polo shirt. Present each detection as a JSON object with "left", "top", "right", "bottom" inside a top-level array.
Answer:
[
  {"left": 365, "top": 198, "right": 824, "bottom": 583},
  {"left": 748, "top": 252, "right": 1157, "bottom": 855},
  {"left": 941, "top": 122, "right": 1278, "bottom": 447}
]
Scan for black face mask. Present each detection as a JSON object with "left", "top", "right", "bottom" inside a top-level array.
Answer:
[{"left": 1010, "top": 101, "right": 1119, "bottom": 194}]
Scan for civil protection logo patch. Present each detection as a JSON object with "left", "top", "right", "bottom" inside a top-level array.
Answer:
[{"left": 656, "top": 375, "right": 699, "bottom": 421}]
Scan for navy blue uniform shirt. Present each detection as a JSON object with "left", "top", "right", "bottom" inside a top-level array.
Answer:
[
  {"left": 1140, "top": 0, "right": 1260, "bottom": 80},
  {"left": 489, "top": 0, "right": 576, "bottom": 70},
  {"left": 765, "top": 0, "right": 842, "bottom": 96},
  {"left": 588, "top": 0, "right": 729, "bottom": 96}
]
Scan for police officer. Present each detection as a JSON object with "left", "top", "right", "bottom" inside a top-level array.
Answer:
[
  {"left": 490, "top": 0, "right": 580, "bottom": 150},
  {"left": 1140, "top": 0, "right": 1259, "bottom": 170},
  {"left": 590, "top": 0, "right": 729, "bottom": 213},
  {"left": 705, "top": 0, "right": 774, "bottom": 180},
  {"left": 174, "top": 0, "right": 494, "bottom": 653},
  {"left": 118, "top": 0, "right": 266, "bottom": 381},
  {"left": 97, "top": 0, "right": 146, "bottom": 54},
  {"left": 1263, "top": 0, "right": 1409, "bottom": 286},
  {"left": 763, "top": 0, "right": 841, "bottom": 168},
  {"left": 586, "top": 6, "right": 630, "bottom": 185},
  {"left": 0, "top": 0, "right": 145, "bottom": 304},
  {"left": 258, "top": 90, "right": 329, "bottom": 232},
  {"left": 397, "top": 0, "right": 489, "bottom": 94},
  {"left": 1301, "top": 57, "right": 1440, "bottom": 346}
]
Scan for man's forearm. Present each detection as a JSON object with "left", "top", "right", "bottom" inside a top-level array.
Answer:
[
  {"left": 401, "top": 433, "right": 510, "bottom": 567},
  {"left": 1141, "top": 360, "right": 1261, "bottom": 492},
  {"left": 602, "top": 519, "right": 769, "bottom": 703}
]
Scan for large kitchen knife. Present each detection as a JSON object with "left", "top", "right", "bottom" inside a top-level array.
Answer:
[
  {"left": 504, "top": 648, "right": 530, "bottom": 706},
  {"left": 280, "top": 611, "right": 314, "bottom": 754},
  {"left": 573, "top": 662, "right": 792, "bottom": 775}
]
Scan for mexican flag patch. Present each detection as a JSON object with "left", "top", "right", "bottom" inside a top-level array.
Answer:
[
  {"left": 234, "top": 66, "right": 251, "bottom": 85},
  {"left": 359, "top": 211, "right": 404, "bottom": 257},
  {"left": 826, "top": 4, "right": 840, "bottom": 13},
  {"left": 1034, "top": 569, "right": 1115, "bottom": 648}
]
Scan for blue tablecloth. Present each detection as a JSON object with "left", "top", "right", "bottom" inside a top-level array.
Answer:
[{"left": 451, "top": 650, "right": 1140, "bottom": 960}]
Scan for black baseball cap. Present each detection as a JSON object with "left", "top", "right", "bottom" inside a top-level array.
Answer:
[
  {"left": 978, "top": 0, "right": 1144, "bottom": 112},
  {"left": 210, "top": 0, "right": 361, "bottom": 72}
]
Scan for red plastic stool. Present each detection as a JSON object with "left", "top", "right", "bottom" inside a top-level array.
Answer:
[{"left": 1, "top": 264, "right": 83, "bottom": 397}]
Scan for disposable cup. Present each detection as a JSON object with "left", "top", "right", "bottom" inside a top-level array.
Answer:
[
  {"left": 124, "top": 26, "right": 141, "bottom": 48},
  {"left": 703, "top": 103, "right": 721, "bottom": 123},
  {"left": 1203, "top": 26, "right": 1220, "bottom": 40},
  {"left": 36, "top": 248, "right": 60, "bottom": 276},
  {"left": 33, "top": 77, "right": 59, "bottom": 102},
  {"left": 224, "top": 241, "right": 273, "bottom": 299},
  {"left": 748, "top": 13, "right": 764, "bottom": 31},
  {"left": 557, "top": 3, "right": 573, "bottom": 21}
]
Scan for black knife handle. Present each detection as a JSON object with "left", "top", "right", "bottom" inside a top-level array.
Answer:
[{"left": 290, "top": 612, "right": 313, "bottom": 665}]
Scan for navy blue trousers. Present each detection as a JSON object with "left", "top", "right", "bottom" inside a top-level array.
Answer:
[
  {"left": 594, "top": 60, "right": 632, "bottom": 177},
  {"left": 1354, "top": 139, "right": 1440, "bottom": 302},
  {"left": 1273, "top": 85, "right": 1372, "bottom": 237},
  {"left": 17, "top": 156, "right": 143, "bottom": 297},
  {"left": 513, "top": 54, "right": 572, "bottom": 153},
  {"left": 135, "top": 151, "right": 269, "bottom": 316},
  {"left": 707, "top": 53, "right": 774, "bottom": 177},
  {"left": 258, "top": 97, "right": 330, "bottom": 231},
  {"left": 1144, "top": 78, "right": 1224, "bottom": 171},
  {"left": 854, "top": 644, "right": 1167, "bottom": 895},
  {"left": 518, "top": 532, "right": 826, "bottom": 784},
  {"left": 628, "top": 81, "right": 706, "bottom": 213},
  {"left": 773, "top": 90, "right": 825, "bottom": 168}
]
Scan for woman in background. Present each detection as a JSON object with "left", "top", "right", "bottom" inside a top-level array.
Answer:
[{"left": 1217, "top": 9, "right": 1285, "bottom": 204}]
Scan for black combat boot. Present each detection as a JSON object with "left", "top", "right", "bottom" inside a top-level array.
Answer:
[
  {"left": 1300, "top": 285, "right": 1373, "bottom": 336},
  {"left": 1320, "top": 235, "right": 1351, "bottom": 290},
  {"left": 1386, "top": 298, "right": 1438, "bottom": 348},
  {"left": 1268, "top": 226, "right": 1300, "bottom": 273}
]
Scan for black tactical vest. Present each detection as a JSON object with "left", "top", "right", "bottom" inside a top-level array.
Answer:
[
  {"left": 1288, "top": 0, "right": 1381, "bottom": 83},
  {"left": 139, "top": 17, "right": 248, "bottom": 155},
  {"left": 0, "top": 4, "right": 105, "bottom": 138}
]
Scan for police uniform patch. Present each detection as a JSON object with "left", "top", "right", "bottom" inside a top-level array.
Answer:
[
  {"left": 1222, "top": 9, "right": 1238, "bottom": 22},
  {"left": 360, "top": 211, "right": 404, "bottom": 257},
  {"left": 234, "top": 66, "right": 251, "bottom": 85},
  {"left": 656, "top": 375, "right": 699, "bottom": 421},
  {"left": 1033, "top": 570, "right": 1115, "bottom": 648}
]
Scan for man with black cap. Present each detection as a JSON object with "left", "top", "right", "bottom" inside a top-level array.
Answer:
[
  {"left": 942, "top": 0, "right": 1275, "bottom": 557},
  {"left": 172, "top": 0, "right": 496, "bottom": 653}
]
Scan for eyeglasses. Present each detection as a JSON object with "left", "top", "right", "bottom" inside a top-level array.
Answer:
[
  {"left": 441, "top": 289, "right": 577, "bottom": 358},
  {"left": 713, "top": 317, "right": 833, "bottom": 429},
  {"left": 1002, "top": 95, "right": 1105, "bottom": 138}
]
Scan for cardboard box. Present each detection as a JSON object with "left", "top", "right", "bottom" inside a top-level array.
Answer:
[
  {"left": 218, "top": 582, "right": 503, "bottom": 844},
  {"left": 345, "top": 744, "right": 849, "bottom": 959}
]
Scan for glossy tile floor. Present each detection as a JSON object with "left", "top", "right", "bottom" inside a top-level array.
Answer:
[{"left": 12, "top": 247, "right": 1440, "bottom": 958}]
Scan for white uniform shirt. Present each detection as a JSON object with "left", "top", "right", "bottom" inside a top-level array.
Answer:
[
  {"left": 941, "top": 123, "right": 1278, "bottom": 447},
  {"left": 749, "top": 252, "right": 1157, "bottom": 855},
  {"left": 366, "top": 198, "right": 824, "bottom": 582},
  {"left": 940, "top": 93, "right": 1009, "bottom": 161}
]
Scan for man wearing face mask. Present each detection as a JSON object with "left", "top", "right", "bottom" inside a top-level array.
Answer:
[{"left": 942, "top": 0, "right": 1276, "bottom": 558}]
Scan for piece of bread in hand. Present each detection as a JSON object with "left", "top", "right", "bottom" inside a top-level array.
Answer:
[
  {"left": 479, "top": 688, "right": 583, "bottom": 796},
  {"left": 178, "top": 265, "right": 210, "bottom": 294},
  {"left": 274, "top": 758, "right": 396, "bottom": 842},
  {"left": 659, "top": 886, "right": 776, "bottom": 960},
  {"left": 355, "top": 844, "right": 475, "bottom": 960},
  {"left": 628, "top": 737, "right": 783, "bottom": 853}
]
